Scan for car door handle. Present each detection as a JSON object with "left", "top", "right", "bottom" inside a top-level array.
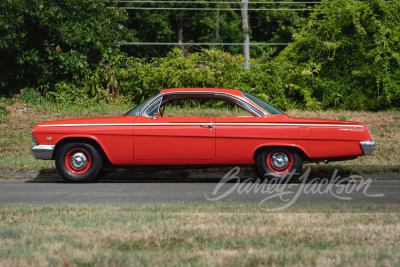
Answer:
[{"left": 200, "top": 123, "right": 213, "bottom": 130}]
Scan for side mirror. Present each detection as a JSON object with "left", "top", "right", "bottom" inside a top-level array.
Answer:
[{"left": 151, "top": 112, "right": 158, "bottom": 120}]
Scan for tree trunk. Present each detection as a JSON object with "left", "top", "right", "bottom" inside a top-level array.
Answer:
[
  {"left": 215, "top": 10, "right": 220, "bottom": 40},
  {"left": 241, "top": 0, "right": 250, "bottom": 70},
  {"left": 177, "top": 17, "right": 183, "bottom": 48}
]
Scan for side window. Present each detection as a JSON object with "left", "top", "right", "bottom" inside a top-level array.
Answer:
[
  {"left": 160, "top": 98, "right": 254, "bottom": 117},
  {"left": 143, "top": 97, "right": 162, "bottom": 117}
]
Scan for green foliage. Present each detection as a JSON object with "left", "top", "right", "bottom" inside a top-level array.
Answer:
[
  {"left": 2, "top": 0, "right": 400, "bottom": 111},
  {"left": 39, "top": 49, "right": 294, "bottom": 109},
  {"left": 0, "top": 0, "right": 129, "bottom": 95},
  {"left": 117, "top": 0, "right": 315, "bottom": 58},
  {"left": 270, "top": 0, "right": 400, "bottom": 110}
]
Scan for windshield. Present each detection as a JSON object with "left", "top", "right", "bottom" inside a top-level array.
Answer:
[
  {"left": 241, "top": 91, "right": 283, "bottom": 115},
  {"left": 125, "top": 92, "right": 160, "bottom": 116}
]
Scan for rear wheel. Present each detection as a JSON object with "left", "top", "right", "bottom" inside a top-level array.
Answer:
[
  {"left": 55, "top": 143, "right": 102, "bottom": 182},
  {"left": 255, "top": 147, "right": 303, "bottom": 181}
]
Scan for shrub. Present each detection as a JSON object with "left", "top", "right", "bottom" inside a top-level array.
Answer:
[{"left": 270, "top": 0, "right": 400, "bottom": 110}]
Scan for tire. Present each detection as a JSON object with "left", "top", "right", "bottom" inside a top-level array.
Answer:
[
  {"left": 55, "top": 142, "right": 103, "bottom": 183},
  {"left": 255, "top": 147, "right": 303, "bottom": 181}
]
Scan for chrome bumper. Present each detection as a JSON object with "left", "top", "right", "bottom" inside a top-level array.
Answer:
[
  {"left": 31, "top": 145, "right": 55, "bottom": 160},
  {"left": 360, "top": 141, "right": 375, "bottom": 155}
]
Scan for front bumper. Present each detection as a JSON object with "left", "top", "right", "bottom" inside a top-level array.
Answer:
[
  {"left": 360, "top": 141, "right": 376, "bottom": 155},
  {"left": 31, "top": 145, "right": 55, "bottom": 160}
]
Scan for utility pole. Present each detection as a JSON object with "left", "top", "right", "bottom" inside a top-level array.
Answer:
[
  {"left": 241, "top": 0, "right": 250, "bottom": 70},
  {"left": 177, "top": 17, "right": 183, "bottom": 47}
]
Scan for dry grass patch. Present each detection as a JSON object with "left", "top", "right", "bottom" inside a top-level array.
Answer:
[{"left": 0, "top": 204, "right": 399, "bottom": 266}]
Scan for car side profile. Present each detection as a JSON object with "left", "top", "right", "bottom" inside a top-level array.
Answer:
[{"left": 31, "top": 88, "right": 375, "bottom": 182}]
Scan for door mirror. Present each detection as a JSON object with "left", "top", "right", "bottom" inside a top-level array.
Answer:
[{"left": 151, "top": 112, "right": 158, "bottom": 120}]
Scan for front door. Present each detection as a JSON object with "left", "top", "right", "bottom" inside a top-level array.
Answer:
[{"left": 133, "top": 116, "right": 216, "bottom": 161}]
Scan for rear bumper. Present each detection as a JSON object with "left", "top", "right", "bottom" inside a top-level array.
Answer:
[
  {"left": 360, "top": 141, "right": 375, "bottom": 155},
  {"left": 31, "top": 145, "right": 55, "bottom": 160}
]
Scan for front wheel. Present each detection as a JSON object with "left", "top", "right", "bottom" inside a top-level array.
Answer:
[
  {"left": 255, "top": 147, "right": 303, "bottom": 181},
  {"left": 55, "top": 143, "right": 103, "bottom": 182}
]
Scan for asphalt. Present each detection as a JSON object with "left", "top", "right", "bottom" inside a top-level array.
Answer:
[{"left": 0, "top": 171, "right": 399, "bottom": 206}]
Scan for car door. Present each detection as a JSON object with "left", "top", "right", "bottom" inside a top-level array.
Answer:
[{"left": 133, "top": 116, "right": 216, "bottom": 161}]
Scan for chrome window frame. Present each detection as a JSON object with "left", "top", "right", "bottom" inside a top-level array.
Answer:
[{"left": 141, "top": 91, "right": 267, "bottom": 117}]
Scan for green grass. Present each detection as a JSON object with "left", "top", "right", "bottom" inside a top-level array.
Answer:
[{"left": 0, "top": 204, "right": 399, "bottom": 266}]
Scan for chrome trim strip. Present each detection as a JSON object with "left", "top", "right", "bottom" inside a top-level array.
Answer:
[
  {"left": 215, "top": 123, "right": 363, "bottom": 127},
  {"left": 31, "top": 145, "right": 55, "bottom": 160},
  {"left": 38, "top": 122, "right": 363, "bottom": 127},
  {"left": 134, "top": 123, "right": 363, "bottom": 127},
  {"left": 339, "top": 128, "right": 364, "bottom": 131},
  {"left": 38, "top": 123, "right": 134, "bottom": 127},
  {"left": 360, "top": 141, "right": 376, "bottom": 155},
  {"left": 136, "top": 123, "right": 213, "bottom": 126}
]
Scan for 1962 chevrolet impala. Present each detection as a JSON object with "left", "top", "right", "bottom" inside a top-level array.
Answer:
[{"left": 31, "top": 88, "right": 375, "bottom": 182}]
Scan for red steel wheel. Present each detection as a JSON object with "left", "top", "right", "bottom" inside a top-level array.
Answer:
[
  {"left": 266, "top": 148, "right": 294, "bottom": 174},
  {"left": 64, "top": 148, "right": 92, "bottom": 175},
  {"left": 55, "top": 142, "right": 102, "bottom": 182},
  {"left": 255, "top": 147, "right": 303, "bottom": 181}
]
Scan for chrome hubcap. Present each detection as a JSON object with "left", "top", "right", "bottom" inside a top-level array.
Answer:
[
  {"left": 271, "top": 152, "right": 289, "bottom": 170},
  {"left": 70, "top": 153, "right": 87, "bottom": 170}
]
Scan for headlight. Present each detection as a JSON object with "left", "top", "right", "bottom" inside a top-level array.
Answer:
[{"left": 32, "top": 134, "right": 38, "bottom": 144}]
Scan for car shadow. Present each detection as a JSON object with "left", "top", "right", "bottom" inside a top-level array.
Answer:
[{"left": 25, "top": 167, "right": 355, "bottom": 184}]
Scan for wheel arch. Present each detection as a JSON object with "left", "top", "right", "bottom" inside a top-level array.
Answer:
[
  {"left": 53, "top": 137, "right": 112, "bottom": 167},
  {"left": 253, "top": 144, "right": 310, "bottom": 162}
]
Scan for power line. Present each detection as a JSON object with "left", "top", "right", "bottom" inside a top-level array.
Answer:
[
  {"left": 120, "top": 42, "right": 289, "bottom": 45},
  {"left": 113, "top": 1, "right": 325, "bottom": 3},
  {"left": 130, "top": 15, "right": 306, "bottom": 19},
  {"left": 115, "top": 7, "right": 316, "bottom": 10}
]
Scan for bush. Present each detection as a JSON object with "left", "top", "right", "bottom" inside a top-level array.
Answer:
[
  {"left": 41, "top": 49, "right": 295, "bottom": 110},
  {"left": 270, "top": 0, "right": 400, "bottom": 110}
]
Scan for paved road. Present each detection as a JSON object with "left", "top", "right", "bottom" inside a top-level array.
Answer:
[{"left": 0, "top": 175, "right": 399, "bottom": 206}]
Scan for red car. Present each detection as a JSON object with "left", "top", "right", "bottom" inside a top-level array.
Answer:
[{"left": 31, "top": 88, "right": 375, "bottom": 182}]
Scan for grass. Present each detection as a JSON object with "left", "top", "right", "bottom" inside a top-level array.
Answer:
[
  {"left": 0, "top": 101, "right": 399, "bottom": 173},
  {"left": 0, "top": 204, "right": 399, "bottom": 266}
]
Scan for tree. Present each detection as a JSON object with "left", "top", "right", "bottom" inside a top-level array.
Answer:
[
  {"left": 273, "top": 0, "right": 400, "bottom": 110},
  {"left": 0, "top": 0, "right": 129, "bottom": 95}
]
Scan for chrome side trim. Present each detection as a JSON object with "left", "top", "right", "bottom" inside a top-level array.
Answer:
[
  {"left": 31, "top": 145, "right": 55, "bottom": 160},
  {"left": 215, "top": 123, "right": 363, "bottom": 127},
  {"left": 135, "top": 123, "right": 363, "bottom": 127},
  {"left": 360, "top": 141, "right": 376, "bottom": 155},
  {"left": 339, "top": 128, "right": 364, "bottom": 131},
  {"left": 135, "top": 123, "right": 212, "bottom": 126},
  {"left": 38, "top": 123, "right": 134, "bottom": 127},
  {"left": 38, "top": 122, "right": 363, "bottom": 127}
]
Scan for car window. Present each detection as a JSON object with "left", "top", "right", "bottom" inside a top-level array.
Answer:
[
  {"left": 125, "top": 92, "right": 160, "bottom": 116},
  {"left": 241, "top": 91, "right": 283, "bottom": 115},
  {"left": 160, "top": 98, "right": 254, "bottom": 117},
  {"left": 144, "top": 97, "right": 162, "bottom": 117}
]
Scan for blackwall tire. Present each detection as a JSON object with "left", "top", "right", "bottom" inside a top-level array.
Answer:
[
  {"left": 55, "top": 142, "right": 102, "bottom": 183},
  {"left": 255, "top": 147, "right": 303, "bottom": 181}
]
